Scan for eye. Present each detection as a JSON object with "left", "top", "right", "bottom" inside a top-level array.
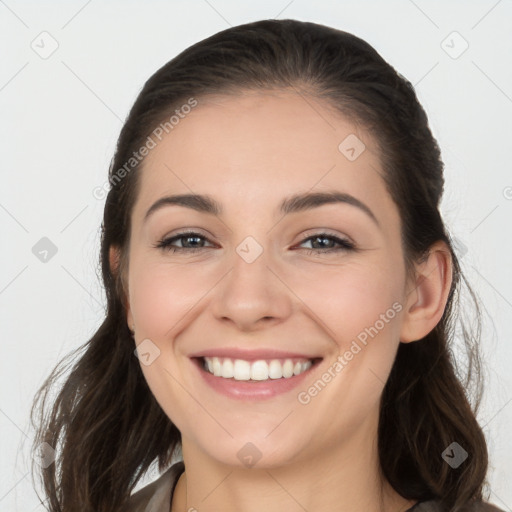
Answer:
[
  {"left": 295, "top": 233, "right": 355, "bottom": 255},
  {"left": 154, "top": 231, "right": 214, "bottom": 253},
  {"left": 153, "top": 231, "right": 355, "bottom": 255}
]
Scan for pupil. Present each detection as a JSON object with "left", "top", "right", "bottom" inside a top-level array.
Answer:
[
  {"left": 187, "top": 236, "right": 203, "bottom": 247},
  {"left": 314, "top": 236, "right": 330, "bottom": 248}
]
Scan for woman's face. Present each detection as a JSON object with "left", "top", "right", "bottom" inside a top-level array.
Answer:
[{"left": 122, "top": 90, "right": 412, "bottom": 468}]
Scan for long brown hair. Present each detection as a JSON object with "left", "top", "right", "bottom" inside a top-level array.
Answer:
[{"left": 30, "top": 19, "right": 489, "bottom": 511}]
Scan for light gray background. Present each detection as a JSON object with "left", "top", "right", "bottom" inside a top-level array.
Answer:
[{"left": 1, "top": 1, "right": 511, "bottom": 510}]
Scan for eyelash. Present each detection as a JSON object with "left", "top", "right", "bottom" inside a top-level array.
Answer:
[{"left": 154, "top": 231, "right": 355, "bottom": 255}]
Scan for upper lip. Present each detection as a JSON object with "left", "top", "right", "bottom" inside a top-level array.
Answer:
[{"left": 189, "top": 348, "right": 322, "bottom": 361}]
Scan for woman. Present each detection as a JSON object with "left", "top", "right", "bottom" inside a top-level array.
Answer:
[{"left": 31, "top": 19, "right": 505, "bottom": 512}]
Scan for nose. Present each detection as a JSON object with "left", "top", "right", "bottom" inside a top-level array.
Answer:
[{"left": 210, "top": 243, "right": 293, "bottom": 332}]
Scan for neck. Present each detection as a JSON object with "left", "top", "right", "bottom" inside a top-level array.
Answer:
[{"left": 171, "top": 414, "right": 416, "bottom": 512}]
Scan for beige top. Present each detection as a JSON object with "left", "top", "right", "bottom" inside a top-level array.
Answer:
[
  {"left": 126, "top": 461, "right": 184, "bottom": 512},
  {"left": 126, "top": 461, "right": 504, "bottom": 512}
]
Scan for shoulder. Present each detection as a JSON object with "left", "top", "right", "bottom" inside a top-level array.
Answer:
[
  {"left": 411, "top": 499, "right": 506, "bottom": 512},
  {"left": 125, "top": 461, "right": 185, "bottom": 512}
]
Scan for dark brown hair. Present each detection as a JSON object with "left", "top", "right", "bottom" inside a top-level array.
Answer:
[{"left": 30, "top": 19, "right": 490, "bottom": 512}]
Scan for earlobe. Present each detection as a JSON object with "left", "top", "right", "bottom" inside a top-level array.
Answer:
[{"left": 400, "top": 241, "right": 453, "bottom": 343}]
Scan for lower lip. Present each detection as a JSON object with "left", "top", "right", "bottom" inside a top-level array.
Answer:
[{"left": 192, "top": 358, "right": 319, "bottom": 400}]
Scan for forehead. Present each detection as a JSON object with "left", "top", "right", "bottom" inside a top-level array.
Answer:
[{"left": 132, "top": 91, "right": 394, "bottom": 222}]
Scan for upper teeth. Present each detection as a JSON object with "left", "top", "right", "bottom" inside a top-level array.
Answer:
[{"left": 203, "top": 357, "right": 313, "bottom": 381}]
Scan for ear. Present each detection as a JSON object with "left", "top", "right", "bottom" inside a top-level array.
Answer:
[
  {"left": 109, "top": 245, "right": 121, "bottom": 277},
  {"left": 109, "top": 245, "right": 134, "bottom": 329},
  {"left": 400, "top": 241, "right": 453, "bottom": 343}
]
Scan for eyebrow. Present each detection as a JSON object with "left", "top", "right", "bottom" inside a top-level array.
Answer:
[{"left": 143, "top": 191, "right": 379, "bottom": 226}]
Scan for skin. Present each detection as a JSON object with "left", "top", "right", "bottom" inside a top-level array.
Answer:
[{"left": 110, "top": 90, "right": 452, "bottom": 512}]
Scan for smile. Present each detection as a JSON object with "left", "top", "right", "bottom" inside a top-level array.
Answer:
[
  {"left": 190, "top": 349, "right": 323, "bottom": 400},
  {"left": 202, "top": 356, "right": 314, "bottom": 381}
]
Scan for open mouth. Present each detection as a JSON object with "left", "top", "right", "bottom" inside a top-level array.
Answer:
[{"left": 194, "top": 356, "right": 322, "bottom": 382}]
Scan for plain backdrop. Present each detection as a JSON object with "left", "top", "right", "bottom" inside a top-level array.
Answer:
[{"left": 1, "top": 1, "right": 511, "bottom": 510}]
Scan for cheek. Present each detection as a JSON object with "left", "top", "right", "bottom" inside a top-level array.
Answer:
[
  {"left": 291, "top": 263, "right": 405, "bottom": 437},
  {"left": 127, "top": 258, "right": 211, "bottom": 427},
  {"left": 289, "top": 260, "right": 405, "bottom": 349},
  {"left": 128, "top": 258, "right": 210, "bottom": 340}
]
